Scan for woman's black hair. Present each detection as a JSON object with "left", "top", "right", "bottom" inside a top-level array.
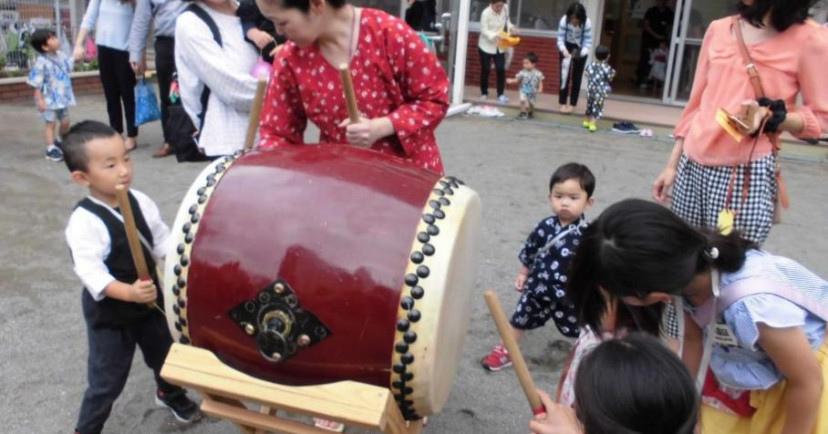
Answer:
[
  {"left": 30, "top": 28, "right": 55, "bottom": 53},
  {"left": 568, "top": 198, "right": 755, "bottom": 335},
  {"left": 565, "top": 2, "right": 587, "bottom": 25},
  {"left": 737, "top": 0, "right": 814, "bottom": 32},
  {"left": 262, "top": 0, "right": 347, "bottom": 12},
  {"left": 574, "top": 334, "right": 698, "bottom": 434}
]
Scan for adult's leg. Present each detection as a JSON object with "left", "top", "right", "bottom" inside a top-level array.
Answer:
[
  {"left": 97, "top": 46, "right": 124, "bottom": 135},
  {"left": 112, "top": 48, "right": 138, "bottom": 138},
  {"left": 154, "top": 37, "right": 175, "bottom": 145},
  {"left": 558, "top": 50, "right": 568, "bottom": 106},
  {"left": 636, "top": 39, "right": 654, "bottom": 84},
  {"left": 494, "top": 51, "right": 506, "bottom": 97},
  {"left": 569, "top": 55, "right": 588, "bottom": 107},
  {"left": 479, "top": 48, "right": 491, "bottom": 96}
]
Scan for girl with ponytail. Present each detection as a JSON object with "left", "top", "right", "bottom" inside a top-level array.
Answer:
[{"left": 567, "top": 198, "right": 828, "bottom": 434}]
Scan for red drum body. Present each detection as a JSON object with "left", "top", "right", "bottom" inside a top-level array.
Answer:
[{"left": 164, "top": 146, "right": 481, "bottom": 418}]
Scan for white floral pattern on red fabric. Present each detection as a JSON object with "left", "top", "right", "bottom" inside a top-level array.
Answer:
[{"left": 258, "top": 8, "right": 449, "bottom": 174}]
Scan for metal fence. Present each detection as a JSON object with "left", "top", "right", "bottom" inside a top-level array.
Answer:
[{"left": 0, "top": 0, "right": 77, "bottom": 76}]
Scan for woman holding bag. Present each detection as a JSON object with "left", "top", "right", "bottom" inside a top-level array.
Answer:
[
  {"left": 652, "top": 0, "right": 828, "bottom": 244},
  {"left": 74, "top": 0, "right": 139, "bottom": 151},
  {"left": 477, "top": 0, "right": 517, "bottom": 104},
  {"left": 556, "top": 2, "right": 592, "bottom": 114}
]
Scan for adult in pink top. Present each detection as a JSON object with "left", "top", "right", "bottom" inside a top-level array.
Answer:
[
  {"left": 256, "top": 0, "right": 449, "bottom": 175},
  {"left": 652, "top": 0, "right": 828, "bottom": 243}
]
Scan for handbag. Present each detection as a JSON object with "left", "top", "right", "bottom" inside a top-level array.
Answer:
[
  {"left": 731, "top": 15, "right": 789, "bottom": 224},
  {"left": 134, "top": 78, "right": 161, "bottom": 126},
  {"left": 84, "top": 36, "right": 98, "bottom": 62}
]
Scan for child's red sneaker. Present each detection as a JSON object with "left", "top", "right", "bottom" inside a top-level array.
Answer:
[{"left": 481, "top": 343, "right": 512, "bottom": 371}]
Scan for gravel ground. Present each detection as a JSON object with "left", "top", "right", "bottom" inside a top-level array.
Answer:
[{"left": 1, "top": 96, "right": 826, "bottom": 434}]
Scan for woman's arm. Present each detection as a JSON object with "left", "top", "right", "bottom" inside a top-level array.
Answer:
[
  {"left": 480, "top": 8, "right": 501, "bottom": 43},
  {"left": 652, "top": 138, "right": 683, "bottom": 203},
  {"left": 580, "top": 18, "right": 593, "bottom": 55},
  {"left": 757, "top": 324, "right": 823, "bottom": 434},
  {"left": 557, "top": 16, "right": 568, "bottom": 54},
  {"left": 788, "top": 29, "right": 828, "bottom": 138}
]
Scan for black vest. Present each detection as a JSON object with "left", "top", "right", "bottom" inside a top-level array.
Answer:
[{"left": 74, "top": 193, "right": 162, "bottom": 327}]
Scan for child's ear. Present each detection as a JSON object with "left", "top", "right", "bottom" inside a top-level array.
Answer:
[
  {"left": 586, "top": 196, "right": 595, "bottom": 208},
  {"left": 71, "top": 170, "right": 90, "bottom": 187}
]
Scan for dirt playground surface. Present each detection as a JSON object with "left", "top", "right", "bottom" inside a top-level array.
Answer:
[{"left": 2, "top": 96, "right": 826, "bottom": 433}]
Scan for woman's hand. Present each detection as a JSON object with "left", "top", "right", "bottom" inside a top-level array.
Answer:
[
  {"left": 528, "top": 390, "right": 582, "bottom": 434},
  {"left": 652, "top": 165, "right": 677, "bottom": 204},
  {"left": 247, "top": 28, "right": 275, "bottom": 50},
  {"left": 564, "top": 50, "right": 572, "bottom": 59},
  {"left": 338, "top": 116, "right": 394, "bottom": 148},
  {"left": 72, "top": 45, "right": 85, "bottom": 62}
]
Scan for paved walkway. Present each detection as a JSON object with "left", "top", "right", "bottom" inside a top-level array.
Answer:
[{"left": 1, "top": 95, "right": 826, "bottom": 433}]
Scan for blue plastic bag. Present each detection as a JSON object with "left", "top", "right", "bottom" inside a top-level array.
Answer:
[{"left": 135, "top": 78, "right": 161, "bottom": 126}]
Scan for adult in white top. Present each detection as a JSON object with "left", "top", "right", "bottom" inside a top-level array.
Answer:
[
  {"left": 175, "top": 0, "right": 258, "bottom": 157},
  {"left": 556, "top": 2, "right": 592, "bottom": 114},
  {"left": 74, "top": 0, "right": 140, "bottom": 150},
  {"left": 477, "top": 0, "right": 517, "bottom": 104}
]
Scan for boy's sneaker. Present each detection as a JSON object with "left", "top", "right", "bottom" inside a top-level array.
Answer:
[
  {"left": 481, "top": 343, "right": 512, "bottom": 371},
  {"left": 582, "top": 120, "right": 590, "bottom": 129},
  {"left": 497, "top": 95, "right": 509, "bottom": 104},
  {"left": 516, "top": 112, "right": 529, "bottom": 120},
  {"left": 54, "top": 139, "right": 62, "bottom": 148},
  {"left": 45, "top": 145, "right": 64, "bottom": 162},
  {"left": 155, "top": 389, "right": 202, "bottom": 423},
  {"left": 588, "top": 123, "right": 598, "bottom": 132}
]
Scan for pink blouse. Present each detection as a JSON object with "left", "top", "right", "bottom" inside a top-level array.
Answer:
[
  {"left": 257, "top": 8, "right": 449, "bottom": 174},
  {"left": 674, "top": 17, "right": 828, "bottom": 166}
]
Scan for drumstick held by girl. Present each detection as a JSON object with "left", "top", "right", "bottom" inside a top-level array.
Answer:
[
  {"left": 568, "top": 198, "right": 827, "bottom": 434},
  {"left": 481, "top": 163, "right": 595, "bottom": 372}
]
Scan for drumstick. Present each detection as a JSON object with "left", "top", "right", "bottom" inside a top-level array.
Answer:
[
  {"left": 244, "top": 77, "right": 269, "bottom": 151},
  {"left": 115, "top": 185, "right": 161, "bottom": 312},
  {"left": 484, "top": 290, "right": 545, "bottom": 415},
  {"left": 338, "top": 63, "right": 360, "bottom": 123}
]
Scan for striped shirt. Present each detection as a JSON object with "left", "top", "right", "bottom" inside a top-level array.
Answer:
[
  {"left": 556, "top": 16, "right": 593, "bottom": 57},
  {"left": 709, "top": 250, "right": 827, "bottom": 390},
  {"left": 80, "top": 0, "right": 135, "bottom": 51},
  {"left": 129, "top": 0, "right": 188, "bottom": 62}
]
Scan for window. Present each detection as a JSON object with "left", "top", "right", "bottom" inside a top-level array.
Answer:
[{"left": 352, "top": 0, "right": 402, "bottom": 16}]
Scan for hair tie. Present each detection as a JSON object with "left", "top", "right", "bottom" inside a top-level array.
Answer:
[{"left": 706, "top": 247, "right": 719, "bottom": 260}]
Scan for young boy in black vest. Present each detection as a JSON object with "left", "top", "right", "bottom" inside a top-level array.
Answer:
[{"left": 63, "top": 121, "right": 201, "bottom": 434}]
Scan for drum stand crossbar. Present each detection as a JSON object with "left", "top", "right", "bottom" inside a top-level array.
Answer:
[{"left": 161, "top": 343, "right": 424, "bottom": 434}]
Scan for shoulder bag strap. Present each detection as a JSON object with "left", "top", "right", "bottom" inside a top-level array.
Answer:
[{"left": 732, "top": 15, "right": 765, "bottom": 98}]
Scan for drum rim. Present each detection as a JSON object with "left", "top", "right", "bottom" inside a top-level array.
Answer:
[
  {"left": 390, "top": 176, "right": 468, "bottom": 421},
  {"left": 165, "top": 151, "right": 245, "bottom": 345}
]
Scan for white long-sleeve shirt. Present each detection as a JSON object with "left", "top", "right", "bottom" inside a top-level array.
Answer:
[
  {"left": 80, "top": 0, "right": 135, "bottom": 51},
  {"left": 477, "top": 4, "right": 515, "bottom": 55},
  {"left": 65, "top": 191, "right": 172, "bottom": 301},
  {"left": 174, "top": 4, "right": 258, "bottom": 156}
]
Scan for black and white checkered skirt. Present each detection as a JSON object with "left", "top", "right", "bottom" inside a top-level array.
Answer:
[{"left": 671, "top": 153, "right": 777, "bottom": 244}]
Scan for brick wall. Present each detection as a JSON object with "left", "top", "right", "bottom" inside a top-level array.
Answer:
[
  {"left": 465, "top": 33, "right": 561, "bottom": 95},
  {"left": 0, "top": 74, "right": 103, "bottom": 102}
]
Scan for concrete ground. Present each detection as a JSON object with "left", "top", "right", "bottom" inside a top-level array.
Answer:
[{"left": 1, "top": 96, "right": 826, "bottom": 434}]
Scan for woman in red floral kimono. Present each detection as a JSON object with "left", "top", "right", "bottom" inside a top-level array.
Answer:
[{"left": 257, "top": 0, "right": 449, "bottom": 175}]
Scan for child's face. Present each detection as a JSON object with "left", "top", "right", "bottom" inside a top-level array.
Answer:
[
  {"left": 71, "top": 135, "right": 133, "bottom": 206},
  {"left": 43, "top": 35, "right": 60, "bottom": 53},
  {"left": 522, "top": 59, "right": 535, "bottom": 70},
  {"left": 548, "top": 178, "right": 593, "bottom": 226}
]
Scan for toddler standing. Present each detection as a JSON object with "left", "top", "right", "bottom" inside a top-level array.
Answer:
[
  {"left": 583, "top": 45, "right": 615, "bottom": 132},
  {"left": 481, "top": 163, "right": 595, "bottom": 371},
  {"left": 507, "top": 52, "right": 544, "bottom": 120},
  {"left": 27, "top": 28, "right": 76, "bottom": 162}
]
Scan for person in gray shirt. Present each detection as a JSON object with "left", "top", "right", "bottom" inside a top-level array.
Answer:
[{"left": 129, "top": 0, "right": 188, "bottom": 158}]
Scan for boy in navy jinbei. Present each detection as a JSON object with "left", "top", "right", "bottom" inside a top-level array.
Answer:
[
  {"left": 62, "top": 121, "right": 201, "bottom": 433},
  {"left": 482, "top": 163, "right": 595, "bottom": 371}
]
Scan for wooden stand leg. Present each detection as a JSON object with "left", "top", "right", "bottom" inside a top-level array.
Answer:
[{"left": 161, "top": 344, "right": 424, "bottom": 434}]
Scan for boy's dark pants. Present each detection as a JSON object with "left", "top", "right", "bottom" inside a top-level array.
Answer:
[{"left": 75, "top": 293, "right": 181, "bottom": 434}]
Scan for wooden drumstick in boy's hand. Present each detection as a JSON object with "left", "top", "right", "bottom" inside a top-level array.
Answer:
[
  {"left": 115, "top": 185, "right": 161, "bottom": 312},
  {"left": 338, "top": 63, "right": 360, "bottom": 124},
  {"left": 484, "top": 290, "right": 546, "bottom": 415}
]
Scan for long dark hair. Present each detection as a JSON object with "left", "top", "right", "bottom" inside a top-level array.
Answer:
[
  {"left": 737, "top": 0, "right": 814, "bottom": 32},
  {"left": 574, "top": 334, "right": 698, "bottom": 434},
  {"left": 565, "top": 2, "right": 587, "bottom": 25},
  {"left": 568, "top": 199, "right": 755, "bottom": 335}
]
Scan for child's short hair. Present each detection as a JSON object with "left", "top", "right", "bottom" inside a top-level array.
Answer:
[
  {"left": 549, "top": 163, "right": 595, "bottom": 197},
  {"left": 62, "top": 121, "right": 120, "bottom": 173},
  {"left": 594, "top": 45, "right": 610, "bottom": 61},
  {"left": 30, "top": 29, "right": 56, "bottom": 54},
  {"left": 524, "top": 51, "right": 538, "bottom": 65}
]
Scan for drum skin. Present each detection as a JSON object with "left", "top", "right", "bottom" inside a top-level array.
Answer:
[{"left": 165, "top": 146, "right": 481, "bottom": 419}]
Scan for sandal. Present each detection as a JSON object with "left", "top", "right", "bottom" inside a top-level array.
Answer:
[
  {"left": 313, "top": 418, "right": 345, "bottom": 432},
  {"left": 152, "top": 143, "right": 173, "bottom": 158}
]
